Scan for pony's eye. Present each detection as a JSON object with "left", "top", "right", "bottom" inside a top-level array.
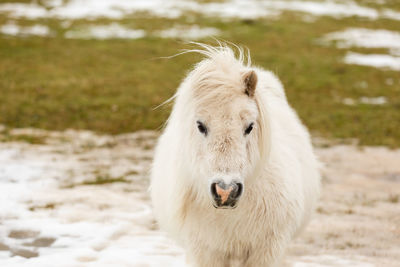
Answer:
[
  {"left": 244, "top": 123, "right": 254, "bottom": 135},
  {"left": 197, "top": 121, "right": 208, "bottom": 136}
]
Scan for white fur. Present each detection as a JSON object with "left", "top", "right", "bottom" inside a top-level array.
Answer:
[{"left": 151, "top": 44, "right": 320, "bottom": 267}]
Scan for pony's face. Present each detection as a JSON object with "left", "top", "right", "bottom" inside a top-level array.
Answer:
[{"left": 190, "top": 71, "right": 260, "bottom": 209}]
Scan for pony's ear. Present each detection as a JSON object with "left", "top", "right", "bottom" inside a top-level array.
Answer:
[{"left": 243, "top": 70, "right": 257, "bottom": 97}]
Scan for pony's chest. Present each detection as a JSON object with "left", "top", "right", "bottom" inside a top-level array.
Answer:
[{"left": 183, "top": 205, "right": 269, "bottom": 249}]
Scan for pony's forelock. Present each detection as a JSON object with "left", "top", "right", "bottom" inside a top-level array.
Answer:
[{"left": 184, "top": 41, "right": 251, "bottom": 68}]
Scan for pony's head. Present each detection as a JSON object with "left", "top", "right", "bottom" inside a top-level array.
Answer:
[{"left": 172, "top": 44, "right": 270, "bottom": 210}]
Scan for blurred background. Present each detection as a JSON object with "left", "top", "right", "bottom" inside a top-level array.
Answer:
[{"left": 0, "top": 0, "right": 399, "bottom": 266}]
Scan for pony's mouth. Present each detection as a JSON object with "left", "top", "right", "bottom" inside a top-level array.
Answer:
[{"left": 212, "top": 201, "right": 238, "bottom": 209}]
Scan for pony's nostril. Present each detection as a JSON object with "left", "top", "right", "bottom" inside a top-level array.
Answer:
[
  {"left": 210, "top": 182, "right": 218, "bottom": 199},
  {"left": 234, "top": 182, "right": 243, "bottom": 198}
]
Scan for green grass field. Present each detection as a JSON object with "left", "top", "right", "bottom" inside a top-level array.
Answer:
[{"left": 1, "top": 1, "right": 400, "bottom": 146}]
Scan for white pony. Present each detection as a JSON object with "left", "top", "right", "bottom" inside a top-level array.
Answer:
[{"left": 151, "top": 44, "right": 320, "bottom": 267}]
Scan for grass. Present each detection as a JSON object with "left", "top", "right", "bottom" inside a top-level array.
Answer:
[
  {"left": 1, "top": 1, "right": 400, "bottom": 146},
  {"left": 0, "top": 134, "right": 46, "bottom": 144},
  {"left": 81, "top": 175, "right": 130, "bottom": 186},
  {"left": 64, "top": 175, "right": 130, "bottom": 188},
  {"left": 0, "top": 127, "right": 46, "bottom": 144}
]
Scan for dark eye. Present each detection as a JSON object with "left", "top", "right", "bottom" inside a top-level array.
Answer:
[
  {"left": 197, "top": 121, "right": 208, "bottom": 136},
  {"left": 244, "top": 122, "right": 254, "bottom": 135}
]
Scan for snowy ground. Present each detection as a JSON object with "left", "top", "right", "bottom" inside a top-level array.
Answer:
[
  {"left": 0, "top": 127, "right": 399, "bottom": 266},
  {"left": 0, "top": 128, "right": 185, "bottom": 267}
]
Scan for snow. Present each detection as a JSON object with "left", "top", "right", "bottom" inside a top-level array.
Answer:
[
  {"left": 0, "top": 3, "right": 47, "bottom": 19},
  {"left": 0, "top": 1, "right": 182, "bottom": 20},
  {"left": 0, "top": 22, "right": 50, "bottom": 37},
  {"left": 65, "top": 24, "right": 218, "bottom": 40},
  {"left": 0, "top": 129, "right": 185, "bottom": 266},
  {"left": 65, "top": 23, "right": 145, "bottom": 40},
  {"left": 192, "top": 1, "right": 280, "bottom": 20},
  {"left": 321, "top": 28, "right": 400, "bottom": 70},
  {"left": 382, "top": 9, "right": 400, "bottom": 21},
  {"left": 342, "top": 98, "right": 356, "bottom": 106},
  {"left": 264, "top": 0, "right": 379, "bottom": 19},
  {"left": 360, "top": 96, "right": 387, "bottom": 105},
  {"left": 0, "top": 0, "right": 399, "bottom": 21},
  {"left": 156, "top": 25, "right": 220, "bottom": 40},
  {"left": 293, "top": 255, "right": 374, "bottom": 267},
  {"left": 322, "top": 28, "right": 400, "bottom": 50},
  {"left": 344, "top": 52, "right": 400, "bottom": 71},
  {"left": 342, "top": 96, "right": 387, "bottom": 106}
]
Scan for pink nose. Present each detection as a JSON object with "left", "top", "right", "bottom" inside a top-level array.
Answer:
[
  {"left": 210, "top": 180, "right": 243, "bottom": 208},
  {"left": 215, "top": 184, "right": 233, "bottom": 204}
]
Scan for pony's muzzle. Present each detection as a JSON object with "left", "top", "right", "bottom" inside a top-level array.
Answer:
[{"left": 210, "top": 180, "right": 243, "bottom": 209}]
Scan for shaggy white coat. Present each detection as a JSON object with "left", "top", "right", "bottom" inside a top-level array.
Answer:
[{"left": 151, "top": 44, "right": 320, "bottom": 267}]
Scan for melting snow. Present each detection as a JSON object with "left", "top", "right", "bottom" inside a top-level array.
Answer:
[
  {"left": 156, "top": 25, "right": 220, "bottom": 40},
  {"left": 321, "top": 28, "right": 400, "bottom": 70},
  {"left": 344, "top": 52, "right": 400, "bottom": 71},
  {"left": 322, "top": 28, "right": 400, "bottom": 50},
  {"left": 359, "top": 96, "right": 387, "bottom": 105},
  {"left": 0, "top": 0, "right": 398, "bottom": 21},
  {"left": 190, "top": 1, "right": 280, "bottom": 20},
  {"left": 343, "top": 96, "right": 387, "bottom": 106},
  {"left": 293, "top": 255, "right": 374, "bottom": 267},
  {"left": 0, "top": 22, "right": 50, "bottom": 37},
  {"left": 0, "top": 129, "right": 185, "bottom": 266},
  {"left": 264, "top": 0, "right": 378, "bottom": 19},
  {"left": 382, "top": 9, "right": 400, "bottom": 21},
  {"left": 0, "top": 3, "right": 47, "bottom": 19},
  {"left": 65, "top": 23, "right": 145, "bottom": 40}
]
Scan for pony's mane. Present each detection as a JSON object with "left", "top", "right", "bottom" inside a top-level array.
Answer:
[
  {"left": 155, "top": 42, "right": 251, "bottom": 109},
  {"left": 183, "top": 41, "right": 251, "bottom": 68},
  {"left": 185, "top": 43, "right": 254, "bottom": 107}
]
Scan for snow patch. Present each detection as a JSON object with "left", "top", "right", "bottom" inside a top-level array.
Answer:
[
  {"left": 360, "top": 96, "right": 387, "bottom": 105},
  {"left": 65, "top": 23, "right": 145, "bottom": 40},
  {"left": 0, "top": 22, "right": 50, "bottom": 37},
  {"left": 264, "top": 1, "right": 379, "bottom": 19},
  {"left": 321, "top": 28, "right": 400, "bottom": 70},
  {"left": 382, "top": 9, "right": 400, "bottom": 21},
  {"left": 343, "top": 96, "right": 387, "bottom": 106},
  {"left": 293, "top": 255, "right": 374, "bottom": 267},
  {"left": 322, "top": 28, "right": 400, "bottom": 50},
  {"left": 344, "top": 52, "right": 400, "bottom": 71},
  {"left": 385, "top": 78, "right": 394, "bottom": 86},
  {"left": 0, "top": 3, "right": 47, "bottom": 19},
  {"left": 193, "top": 1, "right": 280, "bottom": 20},
  {"left": 156, "top": 25, "right": 220, "bottom": 40}
]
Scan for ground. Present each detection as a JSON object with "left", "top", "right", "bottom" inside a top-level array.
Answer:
[{"left": 0, "top": 127, "right": 399, "bottom": 266}]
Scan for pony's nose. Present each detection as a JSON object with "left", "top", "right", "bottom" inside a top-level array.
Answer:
[{"left": 210, "top": 180, "right": 243, "bottom": 208}]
